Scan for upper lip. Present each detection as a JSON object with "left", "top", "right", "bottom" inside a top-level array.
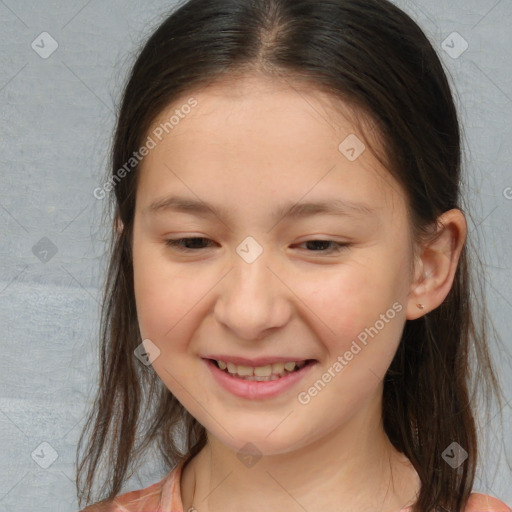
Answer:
[{"left": 203, "top": 355, "right": 313, "bottom": 367}]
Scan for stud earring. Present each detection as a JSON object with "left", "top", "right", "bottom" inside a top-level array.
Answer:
[{"left": 416, "top": 303, "right": 425, "bottom": 310}]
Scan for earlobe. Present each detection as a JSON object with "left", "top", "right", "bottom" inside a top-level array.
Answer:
[{"left": 406, "top": 209, "right": 467, "bottom": 320}]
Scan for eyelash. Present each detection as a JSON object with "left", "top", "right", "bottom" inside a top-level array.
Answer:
[{"left": 164, "top": 237, "right": 350, "bottom": 254}]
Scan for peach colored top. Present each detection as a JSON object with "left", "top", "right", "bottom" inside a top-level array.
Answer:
[{"left": 80, "top": 458, "right": 511, "bottom": 512}]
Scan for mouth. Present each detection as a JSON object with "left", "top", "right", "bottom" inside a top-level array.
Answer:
[
  {"left": 206, "top": 358, "right": 317, "bottom": 381},
  {"left": 203, "top": 356, "right": 318, "bottom": 399},
  {"left": 203, "top": 356, "right": 318, "bottom": 400}
]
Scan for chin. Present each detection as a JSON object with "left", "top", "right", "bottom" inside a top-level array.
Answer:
[{"left": 208, "top": 423, "right": 314, "bottom": 459}]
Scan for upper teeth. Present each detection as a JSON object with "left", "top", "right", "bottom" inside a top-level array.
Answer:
[{"left": 217, "top": 360, "right": 307, "bottom": 377}]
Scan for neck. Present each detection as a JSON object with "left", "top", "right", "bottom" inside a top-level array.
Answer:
[{"left": 181, "top": 393, "right": 420, "bottom": 512}]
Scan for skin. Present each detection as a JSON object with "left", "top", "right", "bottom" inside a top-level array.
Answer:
[{"left": 127, "top": 72, "right": 467, "bottom": 512}]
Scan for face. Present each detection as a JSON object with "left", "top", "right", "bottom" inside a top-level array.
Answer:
[{"left": 131, "top": 73, "right": 415, "bottom": 456}]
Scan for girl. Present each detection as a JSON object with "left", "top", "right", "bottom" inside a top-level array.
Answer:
[{"left": 76, "top": 0, "right": 511, "bottom": 511}]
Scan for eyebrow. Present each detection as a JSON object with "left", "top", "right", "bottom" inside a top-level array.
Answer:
[{"left": 144, "top": 195, "right": 376, "bottom": 222}]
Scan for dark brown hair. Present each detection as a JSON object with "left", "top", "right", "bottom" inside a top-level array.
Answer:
[{"left": 76, "top": 1, "right": 508, "bottom": 510}]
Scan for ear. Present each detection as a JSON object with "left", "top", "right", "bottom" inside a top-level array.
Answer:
[{"left": 406, "top": 209, "right": 467, "bottom": 320}]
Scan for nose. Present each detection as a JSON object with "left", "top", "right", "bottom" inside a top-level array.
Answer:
[{"left": 213, "top": 250, "right": 292, "bottom": 342}]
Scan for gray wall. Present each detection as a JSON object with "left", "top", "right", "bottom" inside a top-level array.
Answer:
[{"left": 0, "top": 1, "right": 510, "bottom": 510}]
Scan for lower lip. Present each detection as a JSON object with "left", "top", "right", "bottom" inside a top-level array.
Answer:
[{"left": 203, "top": 358, "right": 317, "bottom": 400}]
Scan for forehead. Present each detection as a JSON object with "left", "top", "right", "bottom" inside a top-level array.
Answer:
[{"left": 136, "top": 74, "right": 405, "bottom": 221}]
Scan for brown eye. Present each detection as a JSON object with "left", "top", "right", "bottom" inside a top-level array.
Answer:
[
  {"left": 164, "top": 237, "right": 215, "bottom": 251},
  {"left": 296, "top": 240, "right": 351, "bottom": 254}
]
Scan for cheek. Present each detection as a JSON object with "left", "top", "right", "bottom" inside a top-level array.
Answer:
[
  {"left": 132, "top": 254, "right": 203, "bottom": 397},
  {"left": 297, "top": 260, "right": 405, "bottom": 372},
  {"left": 300, "top": 263, "right": 395, "bottom": 334},
  {"left": 133, "top": 243, "right": 186, "bottom": 341},
  {"left": 132, "top": 244, "right": 220, "bottom": 354}
]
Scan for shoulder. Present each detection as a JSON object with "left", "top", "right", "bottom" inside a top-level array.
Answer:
[
  {"left": 400, "top": 493, "right": 510, "bottom": 512},
  {"left": 465, "top": 493, "right": 511, "bottom": 512},
  {"left": 78, "top": 460, "right": 186, "bottom": 512},
  {"left": 78, "top": 481, "right": 163, "bottom": 512}
]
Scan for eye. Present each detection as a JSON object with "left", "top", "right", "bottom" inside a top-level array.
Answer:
[
  {"left": 295, "top": 240, "right": 351, "bottom": 254},
  {"left": 164, "top": 237, "right": 216, "bottom": 252}
]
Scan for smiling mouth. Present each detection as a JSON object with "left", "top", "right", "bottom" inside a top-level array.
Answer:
[{"left": 209, "top": 358, "right": 316, "bottom": 381}]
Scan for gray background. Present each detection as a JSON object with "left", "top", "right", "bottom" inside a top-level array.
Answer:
[{"left": 0, "top": 1, "right": 511, "bottom": 511}]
